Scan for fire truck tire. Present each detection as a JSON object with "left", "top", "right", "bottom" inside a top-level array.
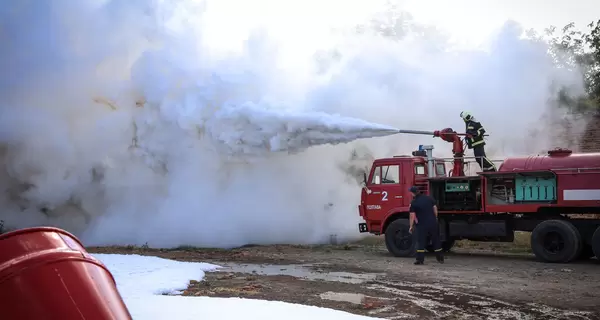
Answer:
[
  {"left": 531, "top": 220, "right": 582, "bottom": 263},
  {"left": 592, "top": 226, "right": 600, "bottom": 260},
  {"left": 384, "top": 219, "right": 415, "bottom": 257}
]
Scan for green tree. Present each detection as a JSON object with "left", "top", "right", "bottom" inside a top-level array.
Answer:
[
  {"left": 585, "top": 20, "right": 600, "bottom": 102},
  {"left": 547, "top": 20, "right": 600, "bottom": 112},
  {"left": 546, "top": 20, "right": 600, "bottom": 152}
]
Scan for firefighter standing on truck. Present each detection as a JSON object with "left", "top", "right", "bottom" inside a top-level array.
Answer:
[
  {"left": 408, "top": 186, "right": 444, "bottom": 265},
  {"left": 460, "top": 111, "right": 496, "bottom": 172}
]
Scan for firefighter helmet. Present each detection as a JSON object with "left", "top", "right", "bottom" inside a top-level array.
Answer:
[{"left": 460, "top": 111, "right": 472, "bottom": 121}]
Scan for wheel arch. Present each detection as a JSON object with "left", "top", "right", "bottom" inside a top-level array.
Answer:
[{"left": 382, "top": 211, "right": 410, "bottom": 234}]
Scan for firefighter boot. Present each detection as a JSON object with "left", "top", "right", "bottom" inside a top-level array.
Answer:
[
  {"left": 436, "top": 253, "right": 444, "bottom": 264},
  {"left": 414, "top": 252, "right": 425, "bottom": 265}
]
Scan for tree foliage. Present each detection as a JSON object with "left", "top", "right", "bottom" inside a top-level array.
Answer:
[{"left": 547, "top": 20, "right": 600, "bottom": 113}]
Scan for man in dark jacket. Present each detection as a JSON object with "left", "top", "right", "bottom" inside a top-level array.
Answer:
[
  {"left": 460, "top": 111, "right": 496, "bottom": 172},
  {"left": 408, "top": 186, "right": 444, "bottom": 265}
]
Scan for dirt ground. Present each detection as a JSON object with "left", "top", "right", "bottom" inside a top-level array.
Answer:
[{"left": 89, "top": 236, "right": 600, "bottom": 320}]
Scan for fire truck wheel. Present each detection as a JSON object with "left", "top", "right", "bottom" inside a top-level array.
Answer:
[
  {"left": 531, "top": 220, "right": 582, "bottom": 263},
  {"left": 592, "top": 226, "right": 600, "bottom": 260},
  {"left": 384, "top": 219, "right": 415, "bottom": 257}
]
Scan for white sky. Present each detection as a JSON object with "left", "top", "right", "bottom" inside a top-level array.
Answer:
[
  {"left": 402, "top": 0, "right": 599, "bottom": 46},
  {"left": 200, "top": 0, "right": 598, "bottom": 51}
]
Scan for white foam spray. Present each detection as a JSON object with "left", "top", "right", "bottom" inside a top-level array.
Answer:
[{"left": 0, "top": 0, "right": 584, "bottom": 247}]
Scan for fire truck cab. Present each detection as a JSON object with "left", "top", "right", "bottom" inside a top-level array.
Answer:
[
  {"left": 358, "top": 146, "right": 448, "bottom": 234},
  {"left": 358, "top": 145, "right": 600, "bottom": 264}
]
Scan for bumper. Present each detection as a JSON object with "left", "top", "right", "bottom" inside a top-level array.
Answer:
[
  {"left": 358, "top": 223, "right": 368, "bottom": 233},
  {"left": 358, "top": 204, "right": 365, "bottom": 217}
]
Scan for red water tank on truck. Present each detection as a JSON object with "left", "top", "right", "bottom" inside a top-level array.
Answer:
[{"left": 357, "top": 128, "right": 600, "bottom": 263}]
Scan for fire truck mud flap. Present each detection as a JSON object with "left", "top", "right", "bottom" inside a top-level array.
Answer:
[{"left": 592, "top": 226, "right": 600, "bottom": 260}]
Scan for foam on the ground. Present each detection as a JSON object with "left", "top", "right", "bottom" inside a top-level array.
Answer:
[{"left": 95, "top": 253, "right": 376, "bottom": 320}]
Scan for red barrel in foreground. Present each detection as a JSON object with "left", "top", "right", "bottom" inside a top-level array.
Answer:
[{"left": 0, "top": 227, "right": 132, "bottom": 320}]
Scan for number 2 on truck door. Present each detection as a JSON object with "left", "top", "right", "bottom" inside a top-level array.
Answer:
[
  {"left": 366, "top": 164, "right": 405, "bottom": 215},
  {"left": 382, "top": 191, "right": 388, "bottom": 201}
]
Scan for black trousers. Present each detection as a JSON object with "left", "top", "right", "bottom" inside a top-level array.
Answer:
[
  {"left": 415, "top": 223, "right": 442, "bottom": 262},
  {"left": 473, "top": 145, "right": 496, "bottom": 172}
]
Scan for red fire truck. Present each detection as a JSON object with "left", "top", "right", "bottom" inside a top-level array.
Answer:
[{"left": 357, "top": 128, "right": 600, "bottom": 263}]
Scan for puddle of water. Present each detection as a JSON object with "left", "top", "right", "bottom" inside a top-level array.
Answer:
[
  {"left": 467, "top": 300, "right": 493, "bottom": 307},
  {"left": 319, "top": 291, "right": 366, "bottom": 304},
  {"left": 209, "top": 264, "right": 595, "bottom": 320},
  {"left": 213, "top": 263, "right": 382, "bottom": 284},
  {"left": 369, "top": 281, "right": 595, "bottom": 320}
]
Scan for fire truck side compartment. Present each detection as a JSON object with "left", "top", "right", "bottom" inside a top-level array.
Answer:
[
  {"left": 515, "top": 176, "right": 557, "bottom": 201},
  {"left": 428, "top": 177, "right": 482, "bottom": 211}
]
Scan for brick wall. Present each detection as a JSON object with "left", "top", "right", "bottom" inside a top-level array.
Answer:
[
  {"left": 579, "top": 111, "right": 600, "bottom": 152},
  {"left": 577, "top": 111, "right": 600, "bottom": 219}
]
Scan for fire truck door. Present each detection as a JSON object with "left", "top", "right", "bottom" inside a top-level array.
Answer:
[{"left": 366, "top": 164, "right": 405, "bottom": 216}]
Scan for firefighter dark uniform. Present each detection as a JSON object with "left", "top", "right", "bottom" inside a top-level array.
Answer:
[
  {"left": 460, "top": 111, "right": 496, "bottom": 172},
  {"left": 408, "top": 186, "right": 444, "bottom": 265}
]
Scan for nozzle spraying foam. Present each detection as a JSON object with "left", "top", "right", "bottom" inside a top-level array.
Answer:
[{"left": 206, "top": 104, "right": 400, "bottom": 156}]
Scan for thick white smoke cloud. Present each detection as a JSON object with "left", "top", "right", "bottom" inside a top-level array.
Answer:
[{"left": 0, "top": 0, "right": 584, "bottom": 247}]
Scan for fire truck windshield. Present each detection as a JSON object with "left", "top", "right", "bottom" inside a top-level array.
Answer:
[{"left": 371, "top": 164, "right": 400, "bottom": 184}]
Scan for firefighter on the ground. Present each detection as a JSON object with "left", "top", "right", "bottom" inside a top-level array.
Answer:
[
  {"left": 408, "top": 186, "right": 444, "bottom": 265},
  {"left": 460, "top": 111, "right": 497, "bottom": 172}
]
